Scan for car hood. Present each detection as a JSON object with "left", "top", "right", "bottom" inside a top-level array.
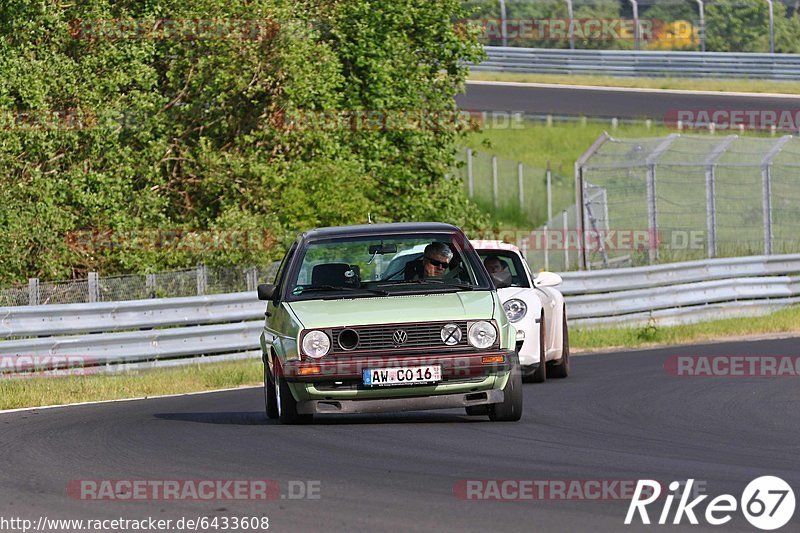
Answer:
[
  {"left": 496, "top": 286, "right": 533, "bottom": 302},
  {"left": 287, "top": 291, "right": 496, "bottom": 329}
]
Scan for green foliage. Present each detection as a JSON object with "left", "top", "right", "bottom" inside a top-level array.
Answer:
[
  {"left": 0, "top": 0, "right": 488, "bottom": 284},
  {"left": 706, "top": 0, "right": 800, "bottom": 53}
]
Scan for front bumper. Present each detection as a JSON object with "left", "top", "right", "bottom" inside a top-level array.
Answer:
[
  {"left": 280, "top": 350, "right": 515, "bottom": 382},
  {"left": 296, "top": 389, "right": 505, "bottom": 415}
]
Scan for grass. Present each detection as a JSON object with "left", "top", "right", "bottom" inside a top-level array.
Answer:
[
  {"left": 464, "top": 120, "right": 676, "bottom": 178},
  {"left": 460, "top": 119, "right": 785, "bottom": 235},
  {"left": 571, "top": 304, "right": 800, "bottom": 352},
  {"left": 0, "top": 358, "right": 262, "bottom": 411},
  {"left": 468, "top": 71, "right": 800, "bottom": 95}
]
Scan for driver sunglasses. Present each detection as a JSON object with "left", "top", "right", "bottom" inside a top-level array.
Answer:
[{"left": 425, "top": 256, "right": 449, "bottom": 268}]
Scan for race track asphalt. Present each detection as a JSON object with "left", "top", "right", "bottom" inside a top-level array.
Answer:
[
  {"left": 1, "top": 336, "right": 798, "bottom": 532},
  {"left": 458, "top": 81, "right": 800, "bottom": 121}
]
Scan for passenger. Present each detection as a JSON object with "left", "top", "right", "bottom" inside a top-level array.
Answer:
[{"left": 483, "top": 255, "right": 508, "bottom": 274}]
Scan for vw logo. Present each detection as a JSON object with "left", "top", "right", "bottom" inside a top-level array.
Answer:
[{"left": 392, "top": 329, "right": 408, "bottom": 345}]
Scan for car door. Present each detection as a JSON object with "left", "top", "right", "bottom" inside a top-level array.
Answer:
[{"left": 262, "top": 243, "right": 297, "bottom": 372}]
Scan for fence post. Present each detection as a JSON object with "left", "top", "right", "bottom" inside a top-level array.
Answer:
[
  {"left": 467, "top": 148, "right": 474, "bottom": 198},
  {"left": 761, "top": 136, "right": 791, "bottom": 255},
  {"left": 562, "top": 210, "right": 569, "bottom": 271},
  {"left": 146, "top": 273, "right": 156, "bottom": 298},
  {"left": 704, "top": 135, "right": 736, "bottom": 258},
  {"left": 575, "top": 133, "right": 612, "bottom": 271},
  {"left": 246, "top": 267, "right": 258, "bottom": 292},
  {"left": 645, "top": 134, "right": 680, "bottom": 265},
  {"left": 543, "top": 224, "right": 550, "bottom": 272},
  {"left": 517, "top": 162, "right": 524, "bottom": 212},
  {"left": 762, "top": 166, "right": 773, "bottom": 255},
  {"left": 88, "top": 272, "right": 100, "bottom": 303},
  {"left": 546, "top": 161, "right": 553, "bottom": 224},
  {"left": 28, "top": 278, "right": 39, "bottom": 306},
  {"left": 196, "top": 264, "right": 208, "bottom": 296},
  {"left": 492, "top": 155, "right": 499, "bottom": 210}
]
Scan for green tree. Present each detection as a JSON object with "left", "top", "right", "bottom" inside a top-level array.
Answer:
[
  {"left": 706, "top": 0, "right": 800, "bottom": 53},
  {"left": 0, "top": 0, "right": 487, "bottom": 284}
]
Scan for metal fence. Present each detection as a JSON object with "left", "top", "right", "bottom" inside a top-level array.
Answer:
[
  {"left": 474, "top": 47, "right": 800, "bottom": 79},
  {"left": 2, "top": 254, "right": 799, "bottom": 374},
  {"left": 457, "top": 149, "right": 574, "bottom": 226},
  {"left": 574, "top": 133, "right": 800, "bottom": 269},
  {"left": 0, "top": 264, "right": 280, "bottom": 307}
]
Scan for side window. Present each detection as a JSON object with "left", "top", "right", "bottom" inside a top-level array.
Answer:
[{"left": 273, "top": 243, "right": 297, "bottom": 291}]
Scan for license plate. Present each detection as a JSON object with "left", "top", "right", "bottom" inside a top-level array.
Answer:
[{"left": 363, "top": 365, "right": 442, "bottom": 387}]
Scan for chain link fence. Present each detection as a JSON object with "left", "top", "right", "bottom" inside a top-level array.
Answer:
[
  {"left": 0, "top": 263, "right": 281, "bottom": 307},
  {"left": 577, "top": 133, "right": 800, "bottom": 269},
  {"left": 457, "top": 148, "right": 574, "bottom": 226}
]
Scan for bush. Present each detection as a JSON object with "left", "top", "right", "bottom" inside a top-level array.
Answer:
[{"left": 0, "top": 0, "right": 488, "bottom": 284}]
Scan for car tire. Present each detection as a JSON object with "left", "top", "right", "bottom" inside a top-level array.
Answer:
[
  {"left": 275, "top": 369, "right": 313, "bottom": 425},
  {"left": 547, "top": 310, "right": 570, "bottom": 379},
  {"left": 488, "top": 353, "right": 523, "bottom": 422},
  {"left": 264, "top": 363, "right": 279, "bottom": 420},
  {"left": 530, "top": 313, "right": 547, "bottom": 383}
]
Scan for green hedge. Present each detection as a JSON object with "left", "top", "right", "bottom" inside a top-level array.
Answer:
[{"left": 0, "top": 0, "right": 488, "bottom": 285}]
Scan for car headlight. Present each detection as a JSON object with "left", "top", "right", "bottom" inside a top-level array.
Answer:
[
  {"left": 468, "top": 320, "right": 497, "bottom": 349},
  {"left": 302, "top": 330, "right": 330, "bottom": 358},
  {"left": 503, "top": 299, "right": 527, "bottom": 323}
]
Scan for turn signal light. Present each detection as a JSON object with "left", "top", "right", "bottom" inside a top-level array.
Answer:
[
  {"left": 481, "top": 355, "right": 505, "bottom": 364},
  {"left": 298, "top": 366, "right": 322, "bottom": 375}
]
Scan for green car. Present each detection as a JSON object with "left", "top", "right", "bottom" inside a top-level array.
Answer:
[{"left": 258, "top": 222, "right": 522, "bottom": 424}]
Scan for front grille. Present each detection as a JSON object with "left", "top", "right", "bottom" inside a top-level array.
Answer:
[{"left": 330, "top": 321, "right": 469, "bottom": 354}]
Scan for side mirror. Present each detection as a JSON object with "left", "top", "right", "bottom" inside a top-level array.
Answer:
[
  {"left": 533, "top": 271, "right": 562, "bottom": 287},
  {"left": 490, "top": 270, "right": 512, "bottom": 289},
  {"left": 257, "top": 283, "right": 277, "bottom": 301}
]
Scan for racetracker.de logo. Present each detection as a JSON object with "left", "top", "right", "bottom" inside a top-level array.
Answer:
[
  {"left": 664, "top": 356, "right": 800, "bottom": 377},
  {"left": 453, "top": 479, "right": 659, "bottom": 501},
  {"left": 458, "top": 18, "right": 660, "bottom": 41},
  {"left": 69, "top": 18, "right": 279, "bottom": 41},
  {"left": 665, "top": 109, "right": 800, "bottom": 131},
  {"left": 67, "top": 479, "right": 321, "bottom": 500},
  {"left": 272, "top": 109, "right": 524, "bottom": 132},
  {"left": 0, "top": 356, "right": 98, "bottom": 378}
]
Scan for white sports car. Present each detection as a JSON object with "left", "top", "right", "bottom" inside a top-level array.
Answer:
[{"left": 471, "top": 240, "right": 570, "bottom": 382}]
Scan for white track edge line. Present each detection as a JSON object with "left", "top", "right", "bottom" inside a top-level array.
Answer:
[{"left": 0, "top": 385, "right": 262, "bottom": 415}]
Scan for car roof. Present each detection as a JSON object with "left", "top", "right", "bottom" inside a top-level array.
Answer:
[
  {"left": 302, "top": 222, "right": 460, "bottom": 240},
  {"left": 470, "top": 239, "right": 522, "bottom": 253}
]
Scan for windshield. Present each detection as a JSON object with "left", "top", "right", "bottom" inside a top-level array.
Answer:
[{"left": 286, "top": 232, "right": 491, "bottom": 300}]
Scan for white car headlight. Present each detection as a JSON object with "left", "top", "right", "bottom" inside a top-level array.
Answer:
[
  {"left": 302, "top": 330, "right": 330, "bottom": 358},
  {"left": 503, "top": 299, "right": 527, "bottom": 323},
  {"left": 468, "top": 320, "right": 497, "bottom": 349}
]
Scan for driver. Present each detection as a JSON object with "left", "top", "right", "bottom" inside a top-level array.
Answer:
[
  {"left": 405, "top": 242, "right": 453, "bottom": 280},
  {"left": 483, "top": 255, "right": 508, "bottom": 274}
]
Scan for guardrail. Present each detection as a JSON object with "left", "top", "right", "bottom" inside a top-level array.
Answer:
[
  {"left": 562, "top": 255, "right": 800, "bottom": 327},
  {"left": 1, "top": 254, "right": 799, "bottom": 374},
  {"left": 474, "top": 47, "right": 800, "bottom": 79}
]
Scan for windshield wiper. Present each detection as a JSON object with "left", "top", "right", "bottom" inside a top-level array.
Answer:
[{"left": 294, "top": 285, "right": 389, "bottom": 296}]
